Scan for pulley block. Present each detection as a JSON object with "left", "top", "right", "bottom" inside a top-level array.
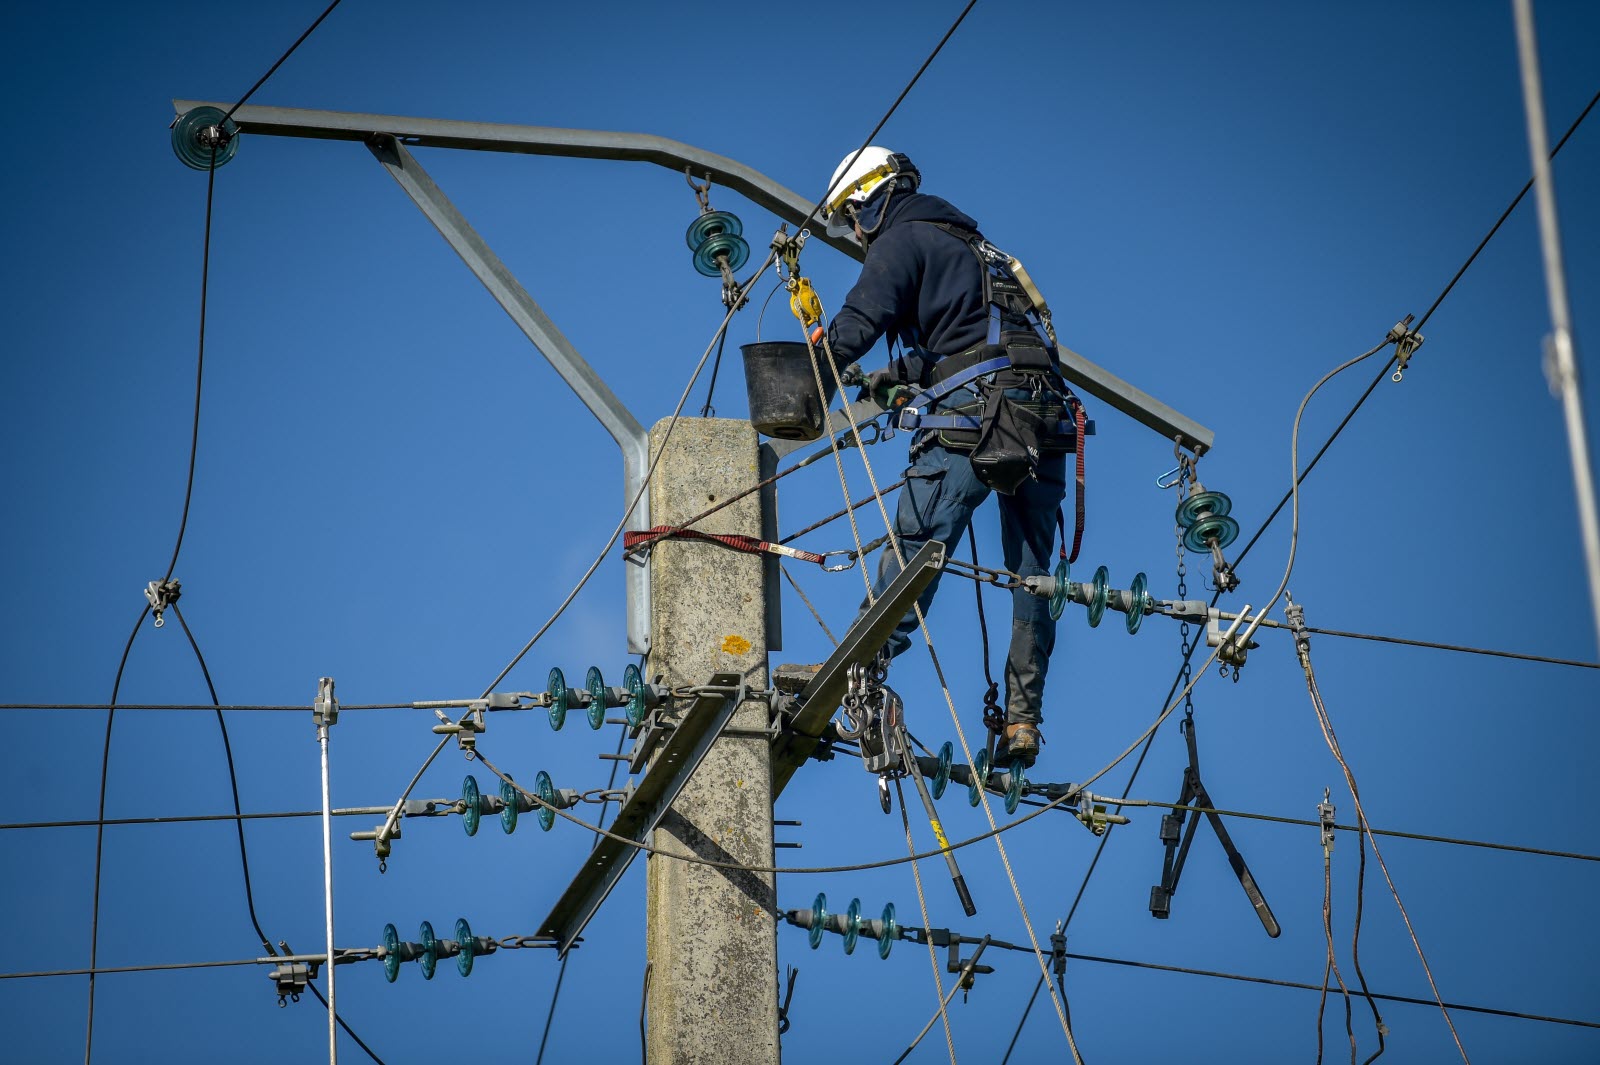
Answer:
[
  {"left": 808, "top": 893, "right": 828, "bottom": 950},
  {"left": 547, "top": 667, "right": 568, "bottom": 731},
  {"left": 1175, "top": 489, "right": 1232, "bottom": 530},
  {"left": 931, "top": 741, "right": 953, "bottom": 800},
  {"left": 499, "top": 777, "right": 525, "bottom": 834},
  {"left": 1183, "top": 513, "right": 1240, "bottom": 553},
  {"left": 692, "top": 231, "right": 750, "bottom": 277},
  {"left": 878, "top": 902, "right": 898, "bottom": 960},
  {"left": 622, "top": 663, "right": 647, "bottom": 728},
  {"left": 455, "top": 917, "right": 478, "bottom": 977},
  {"left": 1087, "top": 565, "right": 1110, "bottom": 628},
  {"left": 382, "top": 922, "right": 402, "bottom": 983},
  {"left": 967, "top": 748, "right": 992, "bottom": 808},
  {"left": 418, "top": 920, "right": 439, "bottom": 980},
  {"left": 1005, "top": 766, "right": 1027, "bottom": 815},
  {"left": 585, "top": 666, "right": 607, "bottom": 730},
  {"left": 171, "top": 106, "right": 239, "bottom": 171},
  {"left": 535, "top": 769, "right": 557, "bottom": 832},
  {"left": 461, "top": 774, "right": 482, "bottom": 837},
  {"left": 684, "top": 210, "right": 743, "bottom": 250},
  {"left": 1126, "top": 571, "right": 1150, "bottom": 635},
  {"left": 1049, "top": 557, "right": 1070, "bottom": 621},
  {"left": 843, "top": 898, "right": 862, "bottom": 956}
]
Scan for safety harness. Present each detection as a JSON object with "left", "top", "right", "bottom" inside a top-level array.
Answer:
[{"left": 892, "top": 222, "right": 1089, "bottom": 563}]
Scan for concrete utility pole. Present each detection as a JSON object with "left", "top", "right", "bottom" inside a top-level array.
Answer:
[{"left": 644, "top": 417, "right": 779, "bottom": 1065}]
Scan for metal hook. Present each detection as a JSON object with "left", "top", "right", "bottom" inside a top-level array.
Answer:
[
  {"left": 1155, "top": 463, "right": 1186, "bottom": 490},
  {"left": 684, "top": 168, "right": 712, "bottom": 213}
]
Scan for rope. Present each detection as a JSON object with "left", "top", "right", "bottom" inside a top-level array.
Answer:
[
  {"left": 808, "top": 319, "right": 1083, "bottom": 1063},
  {"left": 895, "top": 776, "right": 957, "bottom": 1065}
]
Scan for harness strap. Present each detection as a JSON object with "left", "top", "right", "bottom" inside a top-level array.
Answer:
[{"left": 898, "top": 354, "right": 1013, "bottom": 417}]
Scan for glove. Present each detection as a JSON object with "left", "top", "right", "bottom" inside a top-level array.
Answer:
[{"left": 858, "top": 368, "right": 909, "bottom": 410}]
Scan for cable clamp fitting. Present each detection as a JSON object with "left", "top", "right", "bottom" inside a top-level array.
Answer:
[
  {"left": 1387, "top": 314, "right": 1424, "bottom": 382},
  {"left": 1317, "top": 787, "right": 1336, "bottom": 857},
  {"left": 313, "top": 677, "right": 338, "bottom": 729},
  {"left": 267, "top": 958, "right": 319, "bottom": 1007},
  {"left": 144, "top": 578, "right": 182, "bottom": 628}
]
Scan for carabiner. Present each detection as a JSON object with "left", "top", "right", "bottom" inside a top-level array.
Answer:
[
  {"left": 821, "top": 552, "right": 859, "bottom": 573},
  {"left": 1155, "top": 463, "right": 1186, "bottom": 490}
]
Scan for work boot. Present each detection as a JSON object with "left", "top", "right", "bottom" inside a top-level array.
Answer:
[
  {"left": 772, "top": 662, "right": 823, "bottom": 695},
  {"left": 1001, "top": 723, "right": 1043, "bottom": 769}
]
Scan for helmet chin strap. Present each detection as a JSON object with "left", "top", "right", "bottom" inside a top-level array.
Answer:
[{"left": 852, "top": 179, "right": 906, "bottom": 252}]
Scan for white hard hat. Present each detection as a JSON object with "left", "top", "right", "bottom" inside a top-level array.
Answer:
[{"left": 823, "top": 146, "right": 906, "bottom": 237}]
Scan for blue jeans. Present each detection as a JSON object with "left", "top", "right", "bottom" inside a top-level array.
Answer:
[{"left": 863, "top": 436, "right": 1067, "bottom": 726}]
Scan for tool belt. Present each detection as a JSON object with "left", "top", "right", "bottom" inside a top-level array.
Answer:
[{"left": 896, "top": 334, "right": 1083, "bottom": 495}]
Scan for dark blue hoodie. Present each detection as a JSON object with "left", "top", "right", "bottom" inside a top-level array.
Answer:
[{"left": 823, "top": 189, "right": 992, "bottom": 387}]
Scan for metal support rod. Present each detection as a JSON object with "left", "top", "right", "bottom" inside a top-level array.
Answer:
[
  {"left": 313, "top": 678, "right": 339, "bottom": 1065},
  {"left": 364, "top": 134, "right": 653, "bottom": 653},
  {"left": 1511, "top": 0, "right": 1600, "bottom": 652},
  {"left": 897, "top": 722, "right": 975, "bottom": 916}
]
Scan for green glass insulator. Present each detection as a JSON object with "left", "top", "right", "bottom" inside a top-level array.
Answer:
[
  {"left": 1126, "top": 572, "right": 1149, "bottom": 635},
  {"left": 419, "top": 921, "right": 439, "bottom": 980},
  {"left": 1087, "top": 566, "right": 1109, "bottom": 627},
  {"left": 1005, "top": 766, "right": 1027, "bottom": 815},
  {"left": 808, "top": 893, "right": 828, "bottom": 950},
  {"left": 931, "top": 741, "right": 953, "bottom": 800},
  {"left": 585, "top": 666, "right": 606, "bottom": 730},
  {"left": 1049, "top": 557, "right": 1069, "bottom": 621},
  {"left": 455, "top": 917, "right": 475, "bottom": 977},
  {"left": 171, "top": 106, "right": 239, "bottom": 171},
  {"left": 878, "top": 902, "right": 898, "bottom": 960},
  {"left": 382, "top": 923, "right": 401, "bottom": 983},
  {"left": 623, "top": 663, "right": 647, "bottom": 728},
  {"left": 968, "top": 748, "right": 991, "bottom": 808},
  {"left": 685, "top": 210, "right": 743, "bottom": 251},
  {"left": 692, "top": 231, "right": 750, "bottom": 277},
  {"left": 843, "top": 898, "right": 862, "bottom": 956},
  {"left": 1183, "top": 513, "right": 1240, "bottom": 553},
  {"left": 500, "top": 778, "right": 519, "bottom": 834},
  {"left": 547, "top": 667, "right": 568, "bottom": 731},
  {"left": 461, "top": 775, "right": 481, "bottom": 837},
  {"left": 535, "top": 770, "right": 557, "bottom": 832},
  {"left": 1175, "top": 489, "right": 1232, "bottom": 530}
]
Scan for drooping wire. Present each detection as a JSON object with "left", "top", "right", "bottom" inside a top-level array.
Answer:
[
  {"left": 171, "top": 604, "right": 385, "bottom": 1062},
  {"left": 1231, "top": 84, "right": 1600, "bottom": 575},
  {"left": 534, "top": 701, "right": 632, "bottom": 1065},
  {"left": 698, "top": 326, "right": 730, "bottom": 417}
]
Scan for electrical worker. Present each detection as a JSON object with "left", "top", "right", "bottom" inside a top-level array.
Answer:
[{"left": 805, "top": 146, "right": 1080, "bottom": 770}]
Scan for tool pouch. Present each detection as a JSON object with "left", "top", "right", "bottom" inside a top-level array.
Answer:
[{"left": 970, "top": 388, "right": 1050, "bottom": 495}]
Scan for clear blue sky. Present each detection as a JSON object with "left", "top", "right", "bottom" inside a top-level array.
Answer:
[{"left": 3, "top": 2, "right": 1598, "bottom": 1062}]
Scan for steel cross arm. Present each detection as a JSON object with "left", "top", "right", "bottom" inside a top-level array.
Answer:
[
  {"left": 536, "top": 673, "right": 745, "bottom": 956},
  {"left": 771, "top": 540, "right": 947, "bottom": 797},
  {"left": 171, "top": 100, "right": 866, "bottom": 261},
  {"left": 364, "top": 134, "right": 653, "bottom": 654},
  {"left": 1055, "top": 343, "right": 1213, "bottom": 455}
]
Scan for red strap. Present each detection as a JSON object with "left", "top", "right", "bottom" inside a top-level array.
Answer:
[
  {"left": 1064, "top": 398, "right": 1086, "bottom": 564},
  {"left": 623, "top": 525, "right": 826, "bottom": 565}
]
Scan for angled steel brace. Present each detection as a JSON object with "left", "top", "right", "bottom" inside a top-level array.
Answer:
[
  {"left": 365, "top": 134, "right": 653, "bottom": 654},
  {"left": 771, "top": 540, "right": 946, "bottom": 797},
  {"left": 536, "top": 672, "right": 745, "bottom": 956},
  {"left": 1149, "top": 717, "right": 1280, "bottom": 937}
]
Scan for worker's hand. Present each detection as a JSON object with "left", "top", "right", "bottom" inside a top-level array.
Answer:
[{"left": 859, "top": 368, "right": 909, "bottom": 410}]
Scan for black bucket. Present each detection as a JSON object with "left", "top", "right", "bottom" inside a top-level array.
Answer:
[{"left": 741, "top": 341, "right": 839, "bottom": 441}]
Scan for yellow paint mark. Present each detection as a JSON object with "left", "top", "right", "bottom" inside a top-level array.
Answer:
[
  {"left": 721, "top": 634, "right": 752, "bottom": 655},
  {"left": 929, "top": 819, "right": 951, "bottom": 851}
]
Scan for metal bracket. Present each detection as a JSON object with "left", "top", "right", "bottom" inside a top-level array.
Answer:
[
  {"left": 313, "top": 677, "right": 338, "bottom": 728},
  {"left": 536, "top": 672, "right": 746, "bottom": 956},
  {"left": 770, "top": 541, "right": 947, "bottom": 796}
]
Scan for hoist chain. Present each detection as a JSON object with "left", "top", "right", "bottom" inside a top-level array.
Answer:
[{"left": 1174, "top": 445, "right": 1197, "bottom": 721}]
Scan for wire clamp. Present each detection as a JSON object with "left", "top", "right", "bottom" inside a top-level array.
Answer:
[
  {"left": 1387, "top": 314, "right": 1424, "bottom": 382},
  {"left": 313, "top": 677, "right": 339, "bottom": 729},
  {"left": 144, "top": 578, "right": 182, "bottom": 628},
  {"left": 1317, "top": 787, "right": 1336, "bottom": 857},
  {"left": 267, "top": 958, "right": 318, "bottom": 1006}
]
